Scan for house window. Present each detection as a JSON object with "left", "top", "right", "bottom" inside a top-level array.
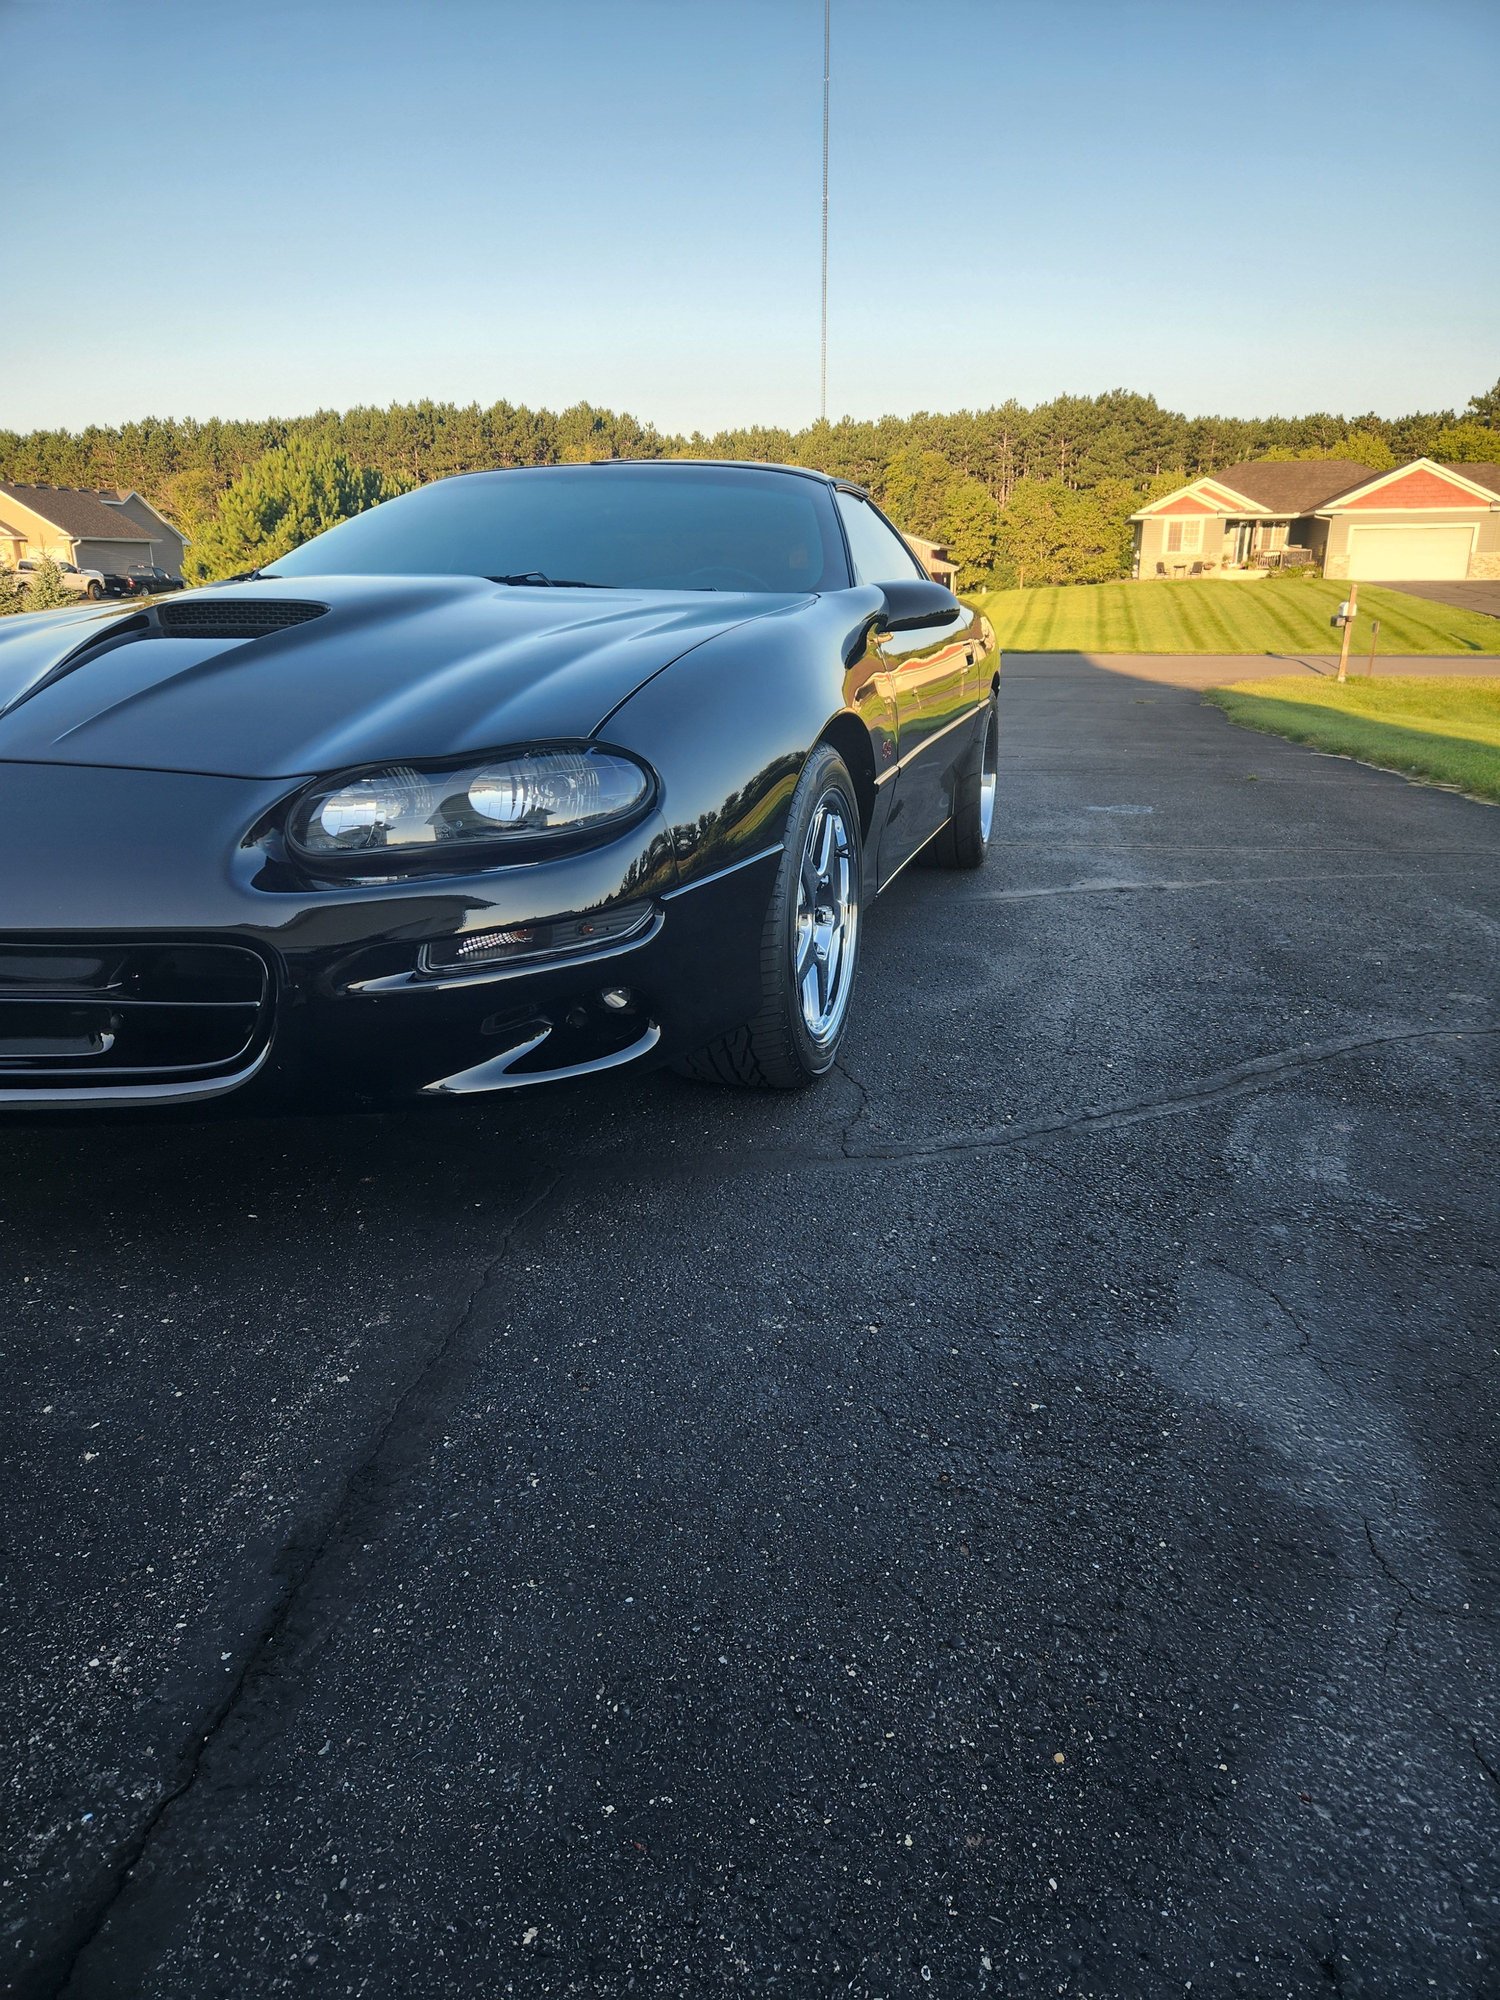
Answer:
[{"left": 1164, "top": 519, "right": 1203, "bottom": 554}]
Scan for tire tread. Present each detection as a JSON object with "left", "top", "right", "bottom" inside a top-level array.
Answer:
[{"left": 673, "top": 746, "right": 859, "bottom": 1090}]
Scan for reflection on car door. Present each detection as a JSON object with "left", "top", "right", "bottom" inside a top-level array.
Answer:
[
  {"left": 875, "top": 602, "right": 980, "bottom": 872},
  {"left": 834, "top": 490, "right": 979, "bottom": 883}
]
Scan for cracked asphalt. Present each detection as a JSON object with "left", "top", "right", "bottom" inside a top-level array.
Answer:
[{"left": 3, "top": 651, "right": 1497, "bottom": 1998}]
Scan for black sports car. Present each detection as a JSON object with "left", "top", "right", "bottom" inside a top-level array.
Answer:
[{"left": 0, "top": 462, "right": 998, "bottom": 1110}]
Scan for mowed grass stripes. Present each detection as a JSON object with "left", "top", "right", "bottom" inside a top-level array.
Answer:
[{"left": 969, "top": 579, "right": 1500, "bottom": 656}]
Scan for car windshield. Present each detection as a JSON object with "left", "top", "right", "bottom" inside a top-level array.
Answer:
[{"left": 271, "top": 465, "right": 850, "bottom": 593}]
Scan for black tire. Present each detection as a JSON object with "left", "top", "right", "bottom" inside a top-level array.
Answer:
[
  {"left": 86, "top": 581, "right": 103, "bottom": 600},
  {"left": 674, "top": 743, "right": 863, "bottom": 1089},
  {"left": 919, "top": 693, "right": 998, "bottom": 871}
]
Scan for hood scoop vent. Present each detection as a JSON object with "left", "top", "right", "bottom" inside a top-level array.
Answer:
[{"left": 156, "top": 598, "right": 328, "bottom": 640}]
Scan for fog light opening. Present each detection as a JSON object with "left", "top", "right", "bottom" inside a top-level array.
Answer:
[{"left": 599, "top": 986, "right": 632, "bottom": 1012}]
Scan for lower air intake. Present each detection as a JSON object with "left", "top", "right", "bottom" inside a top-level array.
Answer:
[{"left": 0, "top": 942, "right": 271, "bottom": 1091}]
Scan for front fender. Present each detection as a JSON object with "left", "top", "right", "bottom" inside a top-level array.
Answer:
[{"left": 599, "top": 588, "right": 891, "bottom": 893}]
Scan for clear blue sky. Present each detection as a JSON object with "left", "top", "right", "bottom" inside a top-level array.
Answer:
[{"left": 4, "top": 0, "right": 1497, "bottom": 434}]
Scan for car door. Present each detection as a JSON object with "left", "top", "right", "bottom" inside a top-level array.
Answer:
[{"left": 833, "top": 490, "right": 976, "bottom": 881}]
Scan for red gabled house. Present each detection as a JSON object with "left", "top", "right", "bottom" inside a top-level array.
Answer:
[{"left": 1130, "top": 457, "right": 1500, "bottom": 582}]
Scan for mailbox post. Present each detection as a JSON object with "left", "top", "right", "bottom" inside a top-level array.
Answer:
[{"left": 1335, "top": 581, "right": 1359, "bottom": 683}]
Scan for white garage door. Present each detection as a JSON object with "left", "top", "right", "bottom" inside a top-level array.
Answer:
[{"left": 1347, "top": 524, "right": 1474, "bottom": 580}]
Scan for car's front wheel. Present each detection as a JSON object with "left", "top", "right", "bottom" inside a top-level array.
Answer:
[
  {"left": 675, "top": 743, "right": 862, "bottom": 1089},
  {"left": 85, "top": 581, "right": 103, "bottom": 600}
]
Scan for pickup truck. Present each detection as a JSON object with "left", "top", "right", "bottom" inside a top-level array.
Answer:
[
  {"left": 13, "top": 559, "right": 107, "bottom": 599},
  {"left": 103, "top": 563, "right": 187, "bottom": 596}
]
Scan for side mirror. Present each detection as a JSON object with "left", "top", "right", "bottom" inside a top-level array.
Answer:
[{"left": 877, "top": 578, "right": 961, "bottom": 633}]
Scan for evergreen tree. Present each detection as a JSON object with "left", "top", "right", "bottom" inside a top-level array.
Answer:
[
  {"left": 189, "top": 441, "right": 406, "bottom": 581},
  {"left": 19, "top": 557, "right": 75, "bottom": 610}
]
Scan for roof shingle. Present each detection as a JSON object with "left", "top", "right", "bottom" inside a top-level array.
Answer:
[
  {"left": 0, "top": 483, "right": 153, "bottom": 542},
  {"left": 1444, "top": 461, "right": 1500, "bottom": 497},
  {"left": 1210, "top": 461, "right": 1379, "bottom": 513}
]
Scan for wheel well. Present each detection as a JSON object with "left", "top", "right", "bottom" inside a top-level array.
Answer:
[{"left": 818, "top": 712, "right": 878, "bottom": 838}]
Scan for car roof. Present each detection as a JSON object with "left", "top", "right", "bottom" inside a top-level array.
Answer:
[{"left": 440, "top": 460, "right": 871, "bottom": 499}]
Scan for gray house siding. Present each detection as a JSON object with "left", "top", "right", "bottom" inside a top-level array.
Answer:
[
  {"left": 74, "top": 537, "right": 156, "bottom": 575},
  {"left": 103, "top": 494, "right": 187, "bottom": 573}
]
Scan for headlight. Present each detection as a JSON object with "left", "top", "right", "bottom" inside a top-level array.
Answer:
[{"left": 287, "top": 747, "right": 654, "bottom": 862}]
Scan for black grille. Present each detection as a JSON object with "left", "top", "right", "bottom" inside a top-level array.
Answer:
[
  {"left": 0, "top": 942, "right": 271, "bottom": 1090},
  {"left": 156, "top": 598, "right": 326, "bottom": 640}
]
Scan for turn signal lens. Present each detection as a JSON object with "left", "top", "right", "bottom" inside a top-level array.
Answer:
[
  {"left": 418, "top": 901, "right": 654, "bottom": 974},
  {"left": 288, "top": 748, "right": 653, "bottom": 862}
]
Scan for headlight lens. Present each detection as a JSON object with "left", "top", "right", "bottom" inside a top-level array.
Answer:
[{"left": 288, "top": 748, "right": 653, "bottom": 861}]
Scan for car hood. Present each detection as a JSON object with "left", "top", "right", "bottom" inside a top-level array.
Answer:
[{"left": 0, "top": 574, "right": 806, "bottom": 778}]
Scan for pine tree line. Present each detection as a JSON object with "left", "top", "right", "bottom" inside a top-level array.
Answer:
[{"left": 2, "top": 383, "right": 1495, "bottom": 589}]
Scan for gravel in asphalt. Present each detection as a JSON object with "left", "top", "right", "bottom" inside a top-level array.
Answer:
[{"left": 2, "top": 652, "right": 1497, "bottom": 1999}]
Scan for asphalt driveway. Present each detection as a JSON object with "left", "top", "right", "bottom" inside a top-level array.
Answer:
[
  {"left": 3, "top": 654, "right": 1497, "bottom": 1999},
  {"left": 1382, "top": 580, "right": 1500, "bottom": 621}
]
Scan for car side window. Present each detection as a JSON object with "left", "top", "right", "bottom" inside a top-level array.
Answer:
[{"left": 835, "top": 493, "right": 925, "bottom": 585}]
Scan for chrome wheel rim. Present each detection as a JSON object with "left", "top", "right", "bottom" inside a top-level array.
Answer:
[
  {"left": 794, "top": 791, "right": 859, "bottom": 1042},
  {"left": 978, "top": 708, "right": 998, "bottom": 844}
]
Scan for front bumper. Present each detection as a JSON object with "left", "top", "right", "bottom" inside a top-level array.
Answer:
[{"left": 0, "top": 762, "right": 781, "bottom": 1110}]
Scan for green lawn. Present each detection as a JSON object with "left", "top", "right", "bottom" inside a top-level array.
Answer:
[
  {"left": 969, "top": 576, "right": 1500, "bottom": 656},
  {"left": 1205, "top": 676, "right": 1500, "bottom": 803}
]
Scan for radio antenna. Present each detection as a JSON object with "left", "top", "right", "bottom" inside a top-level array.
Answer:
[{"left": 820, "top": 0, "right": 830, "bottom": 423}]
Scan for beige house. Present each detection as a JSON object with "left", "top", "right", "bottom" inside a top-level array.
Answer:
[
  {"left": 902, "top": 532, "right": 959, "bottom": 590},
  {"left": 1131, "top": 458, "right": 1500, "bottom": 582},
  {"left": 0, "top": 483, "right": 187, "bottom": 578}
]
